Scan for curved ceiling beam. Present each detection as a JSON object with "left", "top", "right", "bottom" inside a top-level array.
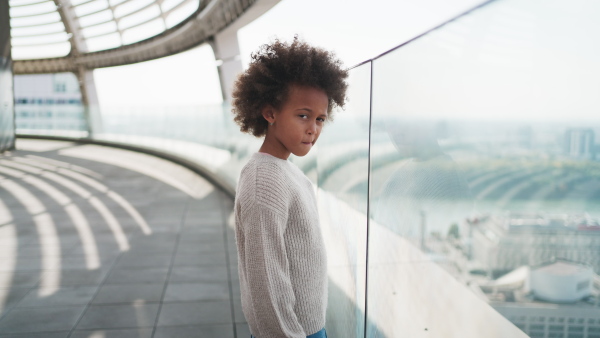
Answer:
[
  {"left": 54, "top": 0, "right": 87, "bottom": 54},
  {"left": 13, "top": 0, "right": 277, "bottom": 74}
]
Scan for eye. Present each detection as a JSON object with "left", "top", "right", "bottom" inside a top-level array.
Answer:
[
  {"left": 317, "top": 117, "right": 326, "bottom": 122},
  {"left": 298, "top": 114, "right": 308, "bottom": 119}
]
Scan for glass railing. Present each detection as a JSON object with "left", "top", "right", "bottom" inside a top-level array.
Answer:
[
  {"left": 0, "top": 0, "right": 14, "bottom": 153},
  {"left": 364, "top": 0, "right": 600, "bottom": 336},
  {"left": 13, "top": 0, "right": 600, "bottom": 336}
]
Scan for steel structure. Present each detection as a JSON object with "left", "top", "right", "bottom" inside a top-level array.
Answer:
[{"left": 10, "top": 0, "right": 273, "bottom": 74}]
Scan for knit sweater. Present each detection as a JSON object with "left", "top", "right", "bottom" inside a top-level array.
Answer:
[{"left": 234, "top": 152, "right": 327, "bottom": 338}]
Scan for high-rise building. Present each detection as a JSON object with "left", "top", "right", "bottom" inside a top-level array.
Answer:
[
  {"left": 470, "top": 213, "right": 600, "bottom": 277},
  {"left": 565, "top": 129, "right": 595, "bottom": 160},
  {"left": 14, "top": 73, "right": 86, "bottom": 135}
]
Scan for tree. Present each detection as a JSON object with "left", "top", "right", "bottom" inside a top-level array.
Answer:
[{"left": 447, "top": 223, "right": 460, "bottom": 239}]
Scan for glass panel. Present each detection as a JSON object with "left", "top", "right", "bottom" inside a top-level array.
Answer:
[
  {"left": 165, "top": 0, "right": 199, "bottom": 29},
  {"left": 11, "top": 39, "right": 71, "bottom": 59},
  {"left": 368, "top": 0, "right": 600, "bottom": 337},
  {"left": 121, "top": 17, "right": 164, "bottom": 45},
  {"left": 14, "top": 73, "right": 88, "bottom": 137},
  {"left": 113, "top": 0, "right": 154, "bottom": 18},
  {"left": 9, "top": 11, "right": 60, "bottom": 27},
  {"left": 81, "top": 21, "right": 118, "bottom": 39},
  {"left": 1, "top": 0, "right": 15, "bottom": 152},
  {"left": 78, "top": 9, "right": 114, "bottom": 28},
  {"left": 315, "top": 61, "right": 371, "bottom": 337},
  {"left": 11, "top": 22, "right": 65, "bottom": 37},
  {"left": 11, "top": 32, "right": 70, "bottom": 46},
  {"left": 162, "top": 0, "right": 186, "bottom": 13},
  {"left": 89, "top": 52, "right": 373, "bottom": 338},
  {"left": 9, "top": 1, "right": 56, "bottom": 17},
  {"left": 73, "top": 0, "right": 109, "bottom": 17},
  {"left": 86, "top": 33, "right": 121, "bottom": 52},
  {"left": 118, "top": 5, "right": 162, "bottom": 31}
]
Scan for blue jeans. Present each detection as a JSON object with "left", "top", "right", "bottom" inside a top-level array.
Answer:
[{"left": 251, "top": 327, "right": 327, "bottom": 338}]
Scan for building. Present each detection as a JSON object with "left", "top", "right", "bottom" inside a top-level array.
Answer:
[
  {"left": 475, "top": 260, "right": 600, "bottom": 338},
  {"left": 14, "top": 73, "right": 86, "bottom": 135},
  {"left": 470, "top": 213, "right": 600, "bottom": 277},
  {"left": 565, "top": 129, "right": 596, "bottom": 160}
]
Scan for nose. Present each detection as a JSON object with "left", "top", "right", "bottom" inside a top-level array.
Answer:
[{"left": 307, "top": 120, "right": 317, "bottom": 135}]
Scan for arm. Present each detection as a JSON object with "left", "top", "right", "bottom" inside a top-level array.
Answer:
[{"left": 241, "top": 203, "right": 306, "bottom": 338}]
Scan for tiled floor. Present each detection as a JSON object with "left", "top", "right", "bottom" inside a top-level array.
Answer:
[{"left": 0, "top": 139, "right": 247, "bottom": 338}]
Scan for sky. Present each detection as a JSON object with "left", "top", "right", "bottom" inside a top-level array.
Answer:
[
  {"left": 93, "top": 0, "right": 484, "bottom": 106},
  {"left": 370, "top": 0, "right": 600, "bottom": 122}
]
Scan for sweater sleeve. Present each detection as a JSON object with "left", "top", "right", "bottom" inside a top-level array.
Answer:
[{"left": 240, "top": 179, "right": 306, "bottom": 338}]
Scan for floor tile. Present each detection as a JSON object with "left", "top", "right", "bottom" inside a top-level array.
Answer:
[
  {"left": 113, "top": 254, "right": 172, "bottom": 269},
  {"left": 40, "top": 267, "right": 108, "bottom": 286},
  {"left": 154, "top": 324, "right": 234, "bottom": 338},
  {"left": 180, "top": 227, "right": 224, "bottom": 236},
  {"left": 231, "top": 281, "right": 240, "bottom": 298},
  {"left": 236, "top": 323, "right": 251, "bottom": 338},
  {"left": 38, "top": 269, "right": 109, "bottom": 287},
  {"left": 104, "top": 267, "right": 169, "bottom": 285},
  {"left": 76, "top": 304, "right": 160, "bottom": 330},
  {"left": 0, "top": 332, "right": 69, "bottom": 338},
  {"left": 59, "top": 256, "right": 120, "bottom": 270},
  {"left": 176, "top": 242, "right": 226, "bottom": 254},
  {"left": 16, "top": 286, "right": 97, "bottom": 307},
  {"left": 182, "top": 216, "right": 224, "bottom": 227},
  {"left": 0, "top": 258, "right": 44, "bottom": 272},
  {"left": 92, "top": 284, "right": 164, "bottom": 304},
  {"left": 0, "top": 305, "right": 85, "bottom": 333},
  {"left": 127, "top": 239, "right": 177, "bottom": 254},
  {"left": 156, "top": 301, "right": 231, "bottom": 326},
  {"left": 70, "top": 327, "right": 153, "bottom": 338},
  {"left": 163, "top": 282, "right": 230, "bottom": 302},
  {"left": 232, "top": 298, "right": 245, "bottom": 323},
  {"left": 173, "top": 253, "right": 227, "bottom": 267},
  {"left": 168, "top": 266, "right": 228, "bottom": 283},
  {"left": 0, "top": 288, "right": 31, "bottom": 316}
]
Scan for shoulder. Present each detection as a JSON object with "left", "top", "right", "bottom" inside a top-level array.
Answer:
[
  {"left": 255, "top": 157, "right": 293, "bottom": 210},
  {"left": 236, "top": 158, "right": 258, "bottom": 206},
  {"left": 238, "top": 154, "right": 290, "bottom": 186},
  {"left": 237, "top": 154, "right": 293, "bottom": 214}
]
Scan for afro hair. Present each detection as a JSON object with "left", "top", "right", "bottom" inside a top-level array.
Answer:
[{"left": 231, "top": 36, "right": 349, "bottom": 137}]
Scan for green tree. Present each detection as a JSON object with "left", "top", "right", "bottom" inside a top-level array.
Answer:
[{"left": 447, "top": 223, "right": 460, "bottom": 239}]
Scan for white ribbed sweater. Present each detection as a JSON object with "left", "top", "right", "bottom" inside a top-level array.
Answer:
[{"left": 234, "top": 152, "right": 327, "bottom": 338}]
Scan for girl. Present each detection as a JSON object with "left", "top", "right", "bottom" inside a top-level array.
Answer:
[{"left": 231, "top": 37, "right": 348, "bottom": 338}]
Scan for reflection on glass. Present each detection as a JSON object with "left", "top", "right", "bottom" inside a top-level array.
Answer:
[
  {"left": 373, "top": 119, "right": 472, "bottom": 254},
  {"left": 316, "top": 62, "right": 371, "bottom": 338},
  {"left": 368, "top": 0, "right": 600, "bottom": 337}
]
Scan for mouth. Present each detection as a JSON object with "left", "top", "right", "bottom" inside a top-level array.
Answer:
[{"left": 302, "top": 141, "right": 314, "bottom": 146}]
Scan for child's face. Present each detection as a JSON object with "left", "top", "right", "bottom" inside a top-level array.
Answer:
[{"left": 262, "top": 85, "right": 329, "bottom": 159}]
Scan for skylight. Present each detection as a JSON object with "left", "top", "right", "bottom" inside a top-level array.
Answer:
[{"left": 9, "top": 0, "right": 200, "bottom": 60}]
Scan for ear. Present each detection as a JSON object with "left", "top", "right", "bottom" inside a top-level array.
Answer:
[{"left": 261, "top": 105, "right": 276, "bottom": 125}]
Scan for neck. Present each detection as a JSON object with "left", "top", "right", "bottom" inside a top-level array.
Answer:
[{"left": 259, "top": 133, "right": 290, "bottom": 160}]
